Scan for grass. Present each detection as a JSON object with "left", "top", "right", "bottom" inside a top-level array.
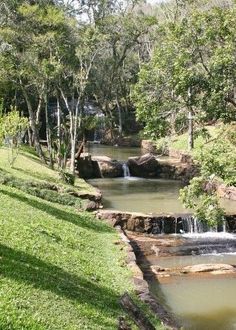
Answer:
[
  {"left": 0, "top": 146, "right": 95, "bottom": 194},
  {"left": 156, "top": 125, "right": 221, "bottom": 155},
  {"left": 0, "top": 146, "right": 164, "bottom": 329}
]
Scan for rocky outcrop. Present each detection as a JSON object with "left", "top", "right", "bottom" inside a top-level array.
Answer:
[
  {"left": 76, "top": 153, "right": 123, "bottom": 178},
  {"left": 126, "top": 153, "right": 198, "bottom": 182},
  {"left": 117, "top": 227, "right": 180, "bottom": 329},
  {"left": 76, "top": 149, "right": 198, "bottom": 181},
  {"left": 92, "top": 156, "right": 123, "bottom": 178},
  {"left": 157, "top": 158, "right": 199, "bottom": 183},
  {"left": 181, "top": 263, "right": 235, "bottom": 274},
  {"left": 149, "top": 263, "right": 236, "bottom": 278},
  {"left": 76, "top": 153, "right": 101, "bottom": 179},
  {"left": 127, "top": 153, "right": 161, "bottom": 178},
  {"left": 96, "top": 209, "right": 236, "bottom": 234},
  {"left": 95, "top": 209, "right": 181, "bottom": 234},
  {"left": 141, "top": 140, "right": 158, "bottom": 154},
  {"left": 217, "top": 184, "right": 236, "bottom": 201}
]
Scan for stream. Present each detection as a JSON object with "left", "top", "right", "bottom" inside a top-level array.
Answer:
[{"left": 88, "top": 144, "right": 236, "bottom": 329}]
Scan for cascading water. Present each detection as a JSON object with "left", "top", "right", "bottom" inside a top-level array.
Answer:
[
  {"left": 93, "top": 129, "right": 101, "bottom": 143},
  {"left": 122, "top": 163, "right": 130, "bottom": 177},
  {"left": 181, "top": 216, "right": 209, "bottom": 234}
]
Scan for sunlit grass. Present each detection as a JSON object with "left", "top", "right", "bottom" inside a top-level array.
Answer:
[
  {"left": 0, "top": 146, "right": 95, "bottom": 193},
  {"left": 0, "top": 145, "right": 164, "bottom": 329}
]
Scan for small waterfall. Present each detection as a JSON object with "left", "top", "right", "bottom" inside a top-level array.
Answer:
[
  {"left": 122, "top": 163, "right": 130, "bottom": 177},
  {"left": 222, "top": 220, "right": 227, "bottom": 233},
  {"left": 181, "top": 216, "right": 204, "bottom": 234},
  {"left": 93, "top": 129, "right": 101, "bottom": 143}
]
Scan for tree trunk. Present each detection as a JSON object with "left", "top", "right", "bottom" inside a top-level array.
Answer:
[
  {"left": 116, "top": 96, "right": 122, "bottom": 135},
  {"left": 57, "top": 94, "right": 62, "bottom": 168},
  {"left": 21, "top": 84, "right": 46, "bottom": 163},
  {"left": 70, "top": 99, "right": 80, "bottom": 175},
  {"left": 59, "top": 88, "right": 79, "bottom": 175},
  {"left": 27, "top": 128, "right": 33, "bottom": 147},
  {"left": 188, "top": 109, "right": 194, "bottom": 151},
  {"left": 45, "top": 94, "right": 54, "bottom": 169}
]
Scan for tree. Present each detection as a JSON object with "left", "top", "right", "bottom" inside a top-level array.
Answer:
[
  {"left": 90, "top": 10, "right": 157, "bottom": 136},
  {"left": 133, "top": 1, "right": 236, "bottom": 148},
  {"left": 0, "top": 108, "right": 28, "bottom": 167}
]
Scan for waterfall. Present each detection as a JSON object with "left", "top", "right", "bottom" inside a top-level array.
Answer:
[
  {"left": 181, "top": 216, "right": 204, "bottom": 234},
  {"left": 122, "top": 163, "right": 130, "bottom": 177},
  {"left": 222, "top": 220, "right": 227, "bottom": 233},
  {"left": 180, "top": 216, "right": 229, "bottom": 235},
  {"left": 93, "top": 129, "right": 101, "bottom": 144}
]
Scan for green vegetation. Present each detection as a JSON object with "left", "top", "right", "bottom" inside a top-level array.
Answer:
[
  {"left": 131, "top": 0, "right": 236, "bottom": 226},
  {"left": 179, "top": 125, "right": 236, "bottom": 225},
  {"left": 0, "top": 108, "right": 29, "bottom": 167},
  {"left": 0, "top": 147, "right": 163, "bottom": 329}
]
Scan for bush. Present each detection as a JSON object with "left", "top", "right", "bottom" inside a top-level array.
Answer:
[
  {"left": 59, "top": 170, "right": 75, "bottom": 186},
  {"left": 0, "top": 171, "right": 81, "bottom": 207}
]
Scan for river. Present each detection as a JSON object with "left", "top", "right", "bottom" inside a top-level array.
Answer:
[{"left": 88, "top": 144, "right": 236, "bottom": 329}]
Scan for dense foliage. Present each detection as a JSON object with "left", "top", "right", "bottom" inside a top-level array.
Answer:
[
  {"left": 0, "top": 0, "right": 156, "bottom": 173},
  {"left": 133, "top": 1, "right": 236, "bottom": 148},
  {"left": 180, "top": 125, "right": 236, "bottom": 225},
  {"left": 1, "top": 0, "right": 236, "bottom": 223}
]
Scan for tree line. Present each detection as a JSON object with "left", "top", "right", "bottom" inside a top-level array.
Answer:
[
  {"left": 0, "top": 0, "right": 235, "bottom": 179},
  {"left": 0, "top": 0, "right": 156, "bottom": 173}
]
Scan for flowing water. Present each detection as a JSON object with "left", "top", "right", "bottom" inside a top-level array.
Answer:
[
  {"left": 89, "top": 177, "right": 188, "bottom": 213},
  {"left": 150, "top": 276, "right": 236, "bottom": 330},
  {"left": 146, "top": 234, "right": 236, "bottom": 329},
  {"left": 86, "top": 143, "right": 141, "bottom": 161},
  {"left": 87, "top": 145, "right": 236, "bottom": 329},
  {"left": 89, "top": 177, "right": 236, "bottom": 214}
]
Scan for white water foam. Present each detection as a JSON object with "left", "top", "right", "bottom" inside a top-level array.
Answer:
[
  {"left": 182, "top": 232, "right": 236, "bottom": 239},
  {"left": 122, "top": 163, "right": 130, "bottom": 177}
]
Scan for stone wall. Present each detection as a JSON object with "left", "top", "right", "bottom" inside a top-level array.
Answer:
[{"left": 96, "top": 210, "right": 236, "bottom": 234}]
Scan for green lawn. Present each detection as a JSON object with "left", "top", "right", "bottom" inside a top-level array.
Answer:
[
  {"left": 156, "top": 125, "right": 221, "bottom": 155},
  {"left": 0, "top": 146, "right": 95, "bottom": 194},
  {"left": 0, "top": 147, "right": 163, "bottom": 329}
]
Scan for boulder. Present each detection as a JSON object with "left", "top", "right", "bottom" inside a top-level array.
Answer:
[
  {"left": 92, "top": 156, "right": 123, "bottom": 178},
  {"left": 226, "top": 215, "right": 236, "bottom": 232},
  {"left": 181, "top": 263, "right": 235, "bottom": 274},
  {"left": 83, "top": 200, "right": 100, "bottom": 212},
  {"left": 127, "top": 153, "right": 161, "bottom": 177},
  {"left": 76, "top": 153, "right": 101, "bottom": 179},
  {"left": 141, "top": 140, "right": 158, "bottom": 154},
  {"left": 217, "top": 184, "right": 236, "bottom": 201}
]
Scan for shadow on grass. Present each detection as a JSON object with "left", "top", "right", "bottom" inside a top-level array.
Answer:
[
  {"left": 0, "top": 188, "right": 112, "bottom": 234},
  {"left": 0, "top": 243, "right": 120, "bottom": 328}
]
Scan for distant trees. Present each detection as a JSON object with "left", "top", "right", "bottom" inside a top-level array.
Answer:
[
  {"left": 133, "top": 1, "right": 236, "bottom": 149},
  {"left": 1, "top": 0, "right": 235, "bottom": 178},
  {"left": 0, "top": 0, "right": 157, "bottom": 174}
]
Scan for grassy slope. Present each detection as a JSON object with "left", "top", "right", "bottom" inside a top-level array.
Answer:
[
  {"left": 0, "top": 147, "right": 163, "bottom": 329},
  {"left": 171, "top": 126, "right": 219, "bottom": 152},
  {"left": 0, "top": 146, "right": 95, "bottom": 194}
]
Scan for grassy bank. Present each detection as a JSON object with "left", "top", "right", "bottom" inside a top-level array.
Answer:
[
  {"left": 0, "top": 147, "right": 163, "bottom": 329},
  {"left": 157, "top": 125, "right": 220, "bottom": 155}
]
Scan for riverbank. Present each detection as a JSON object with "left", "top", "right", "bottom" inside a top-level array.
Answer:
[{"left": 0, "top": 147, "right": 164, "bottom": 329}]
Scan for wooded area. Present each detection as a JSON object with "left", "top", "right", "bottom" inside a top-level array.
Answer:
[{"left": 1, "top": 0, "right": 236, "bottom": 223}]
